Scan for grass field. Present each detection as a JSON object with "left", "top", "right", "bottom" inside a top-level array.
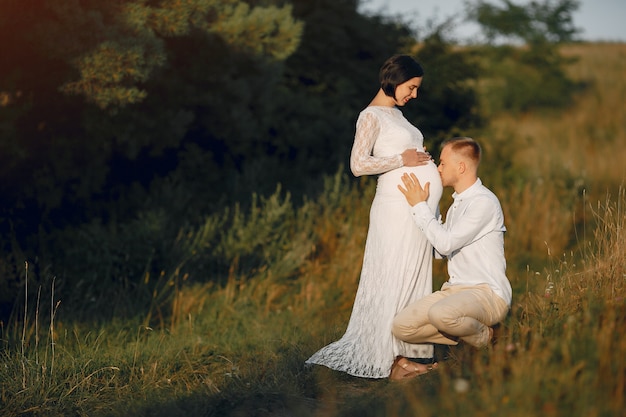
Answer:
[{"left": 1, "top": 42, "right": 625, "bottom": 417}]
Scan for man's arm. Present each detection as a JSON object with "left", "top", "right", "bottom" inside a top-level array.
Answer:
[
  {"left": 411, "top": 197, "right": 498, "bottom": 256},
  {"left": 399, "top": 173, "right": 500, "bottom": 256}
]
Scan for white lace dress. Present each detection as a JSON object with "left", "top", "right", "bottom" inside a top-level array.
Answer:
[{"left": 306, "top": 106, "right": 443, "bottom": 378}]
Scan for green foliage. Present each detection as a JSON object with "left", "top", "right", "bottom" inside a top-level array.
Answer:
[
  {"left": 467, "top": 0, "right": 581, "bottom": 44},
  {"left": 0, "top": 0, "right": 305, "bottom": 286},
  {"left": 60, "top": 39, "right": 155, "bottom": 108},
  {"left": 38, "top": 171, "right": 356, "bottom": 322},
  {"left": 462, "top": 0, "right": 582, "bottom": 115},
  {"left": 474, "top": 41, "right": 579, "bottom": 114},
  {"left": 205, "top": 2, "right": 302, "bottom": 60},
  {"left": 45, "top": 0, "right": 303, "bottom": 109},
  {"left": 218, "top": 187, "right": 305, "bottom": 275}
]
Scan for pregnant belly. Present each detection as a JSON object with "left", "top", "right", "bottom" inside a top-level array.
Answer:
[{"left": 376, "top": 161, "right": 443, "bottom": 211}]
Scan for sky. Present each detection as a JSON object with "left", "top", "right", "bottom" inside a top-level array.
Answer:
[{"left": 360, "top": 0, "right": 626, "bottom": 42}]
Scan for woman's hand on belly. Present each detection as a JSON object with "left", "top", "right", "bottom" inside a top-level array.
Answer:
[{"left": 401, "top": 148, "right": 432, "bottom": 167}]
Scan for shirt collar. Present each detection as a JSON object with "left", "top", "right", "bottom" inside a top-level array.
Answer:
[{"left": 452, "top": 178, "right": 482, "bottom": 200}]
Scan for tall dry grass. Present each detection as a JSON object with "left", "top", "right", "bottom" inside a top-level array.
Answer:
[
  {"left": 480, "top": 43, "right": 626, "bottom": 264},
  {"left": 490, "top": 43, "right": 626, "bottom": 188}
]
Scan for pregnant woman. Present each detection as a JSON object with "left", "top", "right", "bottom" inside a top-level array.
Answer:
[{"left": 306, "top": 55, "right": 443, "bottom": 379}]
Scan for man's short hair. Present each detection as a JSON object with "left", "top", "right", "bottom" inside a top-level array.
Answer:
[{"left": 442, "top": 137, "right": 481, "bottom": 165}]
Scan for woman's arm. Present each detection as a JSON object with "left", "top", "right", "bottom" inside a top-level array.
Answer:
[
  {"left": 350, "top": 112, "right": 403, "bottom": 177},
  {"left": 350, "top": 112, "right": 431, "bottom": 177}
]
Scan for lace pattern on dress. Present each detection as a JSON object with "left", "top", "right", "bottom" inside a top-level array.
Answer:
[{"left": 350, "top": 110, "right": 403, "bottom": 177}]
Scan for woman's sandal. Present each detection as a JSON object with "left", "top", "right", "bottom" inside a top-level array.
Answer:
[{"left": 389, "top": 356, "right": 438, "bottom": 381}]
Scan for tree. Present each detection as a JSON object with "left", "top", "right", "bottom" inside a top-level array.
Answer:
[
  {"left": 464, "top": 0, "right": 582, "bottom": 113},
  {"left": 0, "top": 0, "right": 304, "bottom": 318},
  {"left": 467, "top": 0, "right": 581, "bottom": 44},
  {"left": 0, "top": 0, "right": 303, "bottom": 224}
]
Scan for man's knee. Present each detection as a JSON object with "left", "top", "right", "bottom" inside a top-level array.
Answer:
[{"left": 427, "top": 303, "right": 458, "bottom": 330}]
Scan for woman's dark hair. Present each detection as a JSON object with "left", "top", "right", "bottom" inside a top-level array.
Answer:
[{"left": 379, "top": 55, "right": 424, "bottom": 97}]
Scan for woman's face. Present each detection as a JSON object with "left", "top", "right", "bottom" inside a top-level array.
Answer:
[{"left": 394, "top": 76, "right": 422, "bottom": 106}]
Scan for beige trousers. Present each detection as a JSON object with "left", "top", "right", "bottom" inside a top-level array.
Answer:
[{"left": 392, "top": 283, "right": 509, "bottom": 348}]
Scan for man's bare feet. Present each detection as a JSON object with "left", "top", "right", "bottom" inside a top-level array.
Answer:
[{"left": 389, "top": 356, "right": 438, "bottom": 381}]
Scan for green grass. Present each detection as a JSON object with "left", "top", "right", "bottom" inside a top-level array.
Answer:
[{"left": 2, "top": 185, "right": 624, "bottom": 417}]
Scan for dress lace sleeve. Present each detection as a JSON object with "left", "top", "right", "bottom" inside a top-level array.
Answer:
[{"left": 350, "top": 110, "right": 403, "bottom": 177}]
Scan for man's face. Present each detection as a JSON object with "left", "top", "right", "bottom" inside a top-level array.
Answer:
[
  {"left": 437, "top": 146, "right": 459, "bottom": 188},
  {"left": 393, "top": 77, "right": 422, "bottom": 106}
]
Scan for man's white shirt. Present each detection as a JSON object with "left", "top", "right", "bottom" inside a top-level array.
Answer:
[{"left": 409, "top": 178, "right": 512, "bottom": 305}]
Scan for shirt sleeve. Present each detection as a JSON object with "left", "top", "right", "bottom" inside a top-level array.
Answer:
[
  {"left": 410, "top": 198, "right": 499, "bottom": 256},
  {"left": 350, "top": 111, "right": 403, "bottom": 177}
]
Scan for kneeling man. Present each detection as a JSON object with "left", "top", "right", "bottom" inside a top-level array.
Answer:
[{"left": 393, "top": 137, "right": 511, "bottom": 349}]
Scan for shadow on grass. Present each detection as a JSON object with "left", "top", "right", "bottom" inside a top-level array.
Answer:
[{"left": 92, "top": 353, "right": 447, "bottom": 417}]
